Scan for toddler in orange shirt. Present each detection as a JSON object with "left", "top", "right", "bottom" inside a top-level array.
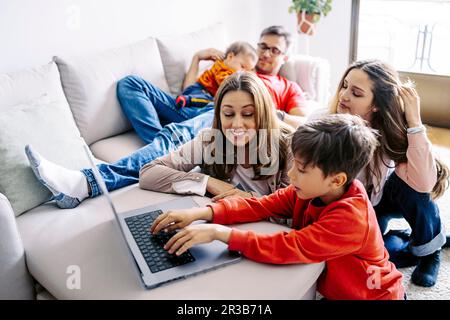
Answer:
[{"left": 176, "top": 41, "right": 257, "bottom": 108}]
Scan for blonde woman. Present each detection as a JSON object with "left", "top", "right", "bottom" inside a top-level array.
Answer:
[{"left": 139, "top": 71, "right": 293, "bottom": 203}]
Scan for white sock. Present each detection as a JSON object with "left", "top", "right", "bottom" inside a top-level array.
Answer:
[{"left": 35, "top": 153, "right": 89, "bottom": 201}]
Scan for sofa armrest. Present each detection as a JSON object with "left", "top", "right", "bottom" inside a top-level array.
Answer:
[
  {"left": 0, "top": 193, "right": 35, "bottom": 299},
  {"left": 279, "top": 54, "right": 331, "bottom": 106}
]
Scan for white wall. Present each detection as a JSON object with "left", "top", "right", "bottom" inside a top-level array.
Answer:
[
  {"left": 303, "top": 0, "right": 353, "bottom": 90},
  {"left": 0, "top": 0, "right": 353, "bottom": 91},
  {"left": 0, "top": 0, "right": 263, "bottom": 73}
]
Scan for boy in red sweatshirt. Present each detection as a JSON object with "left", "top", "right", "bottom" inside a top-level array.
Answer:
[{"left": 150, "top": 114, "right": 405, "bottom": 300}]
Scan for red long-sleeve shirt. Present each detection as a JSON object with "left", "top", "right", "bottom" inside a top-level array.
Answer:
[{"left": 209, "top": 180, "right": 404, "bottom": 300}]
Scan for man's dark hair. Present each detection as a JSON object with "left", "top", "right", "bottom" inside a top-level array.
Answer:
[
  {"left": 291, "top": 114, "right": 380, "bottom": 186},
  {"left": 260, "top": 25, "right": 292, "bottom": 50}
]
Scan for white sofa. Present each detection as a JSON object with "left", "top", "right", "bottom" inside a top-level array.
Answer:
[{"left": 0, "top": 25, "right": 330, "bottom": 300}]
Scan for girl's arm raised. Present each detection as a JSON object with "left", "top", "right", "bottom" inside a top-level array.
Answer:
[{"left": 395, "top": 87, "right": 437, "bottom": 192}]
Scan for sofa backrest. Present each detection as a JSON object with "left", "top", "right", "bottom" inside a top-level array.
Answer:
[
  {"left": 53, "top": 23, "right": 230, "bottom": 146},
  {"left": 0, "top": 62, "right": 67, "bottom": 109},
  {"left": 280, "top": 54, "right": 330, "bottom": 106},
  {"left": 156, "top": 23, "right": 229, "bottom": 95},
  {"left": 0, "top": 192, "right": 35, "bottom": 299},
  {"left": 54, "top": 37, "right": 170, "bottom": 145}
]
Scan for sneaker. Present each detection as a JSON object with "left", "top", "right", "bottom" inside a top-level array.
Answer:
[
  {"left": 384, "top": 229, "right": 419, "bottom": 268},
  {"left": 442, "top": 235, "right": 450, "bottom": 249},
  {"left": 385, "top": 228, "right": 411, "bottom": 241},
  {"left": 175, "top": 95, "right": 187, "bottom": 108},
  {"left": 411, "top": 250, "right": 441, "bottom": 287}
]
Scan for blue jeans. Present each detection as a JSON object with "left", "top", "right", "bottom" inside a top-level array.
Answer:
[
  {"left": 179, "top": 82, "right": 214, "bottom": 108},
  {"left": 81, "top": 75, "right": 214, "bottom": 197},
  {"left": 115, "top": 75, "right": 213, "bottom": 144},
  {"left": 374, "top": 172, "right": 446, "bottom": 257}
]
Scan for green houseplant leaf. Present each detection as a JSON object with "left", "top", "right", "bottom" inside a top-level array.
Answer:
[{"left": 288, "top": 0, "right": 333, "bottom": 22}]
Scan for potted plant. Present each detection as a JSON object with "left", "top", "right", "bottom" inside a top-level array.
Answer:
[{"left": 288, "top": 0, "right": 333, "bottom": 36}]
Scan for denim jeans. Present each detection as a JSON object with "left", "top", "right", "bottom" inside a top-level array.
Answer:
[
  {"left": 115, "top": 75, "right": 213, "bottom": 143},
  {"left": 374, "top": 172, "right": 446, "bottom": 257},
  {"left": 81, "top": 75, "right": 214, "bottom": 197},
  {"left": 180, "top": 82, "right": 214, "bottom": 108}
]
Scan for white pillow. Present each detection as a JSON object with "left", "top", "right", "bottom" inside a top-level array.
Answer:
[
  {"left": 156, "top": 23, "right": 230, "bottom": 95},
  {"left": 55, "top": 37, "right": 170, "bottom": 145},
  {"left": 0, "top": 62, "right": 67, "bottom": 111},
  {"left": 279, "top": 54, "right": 331, "bottom": 106},
  {"left": 0, "top": 96, "right": 91, "bottom": 216}
]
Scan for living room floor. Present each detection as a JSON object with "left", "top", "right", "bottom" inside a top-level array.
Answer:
[
  {"left": 428, "top": 126, "right": 450, "bottom": 149},
  {"left": 393, "top": 125, "right": 450, "bottom": 299}
]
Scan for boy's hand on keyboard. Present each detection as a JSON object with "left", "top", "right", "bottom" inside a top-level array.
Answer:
[
  {"left": 150, "top": 207, "right": 213, "bottom": 235},
  {"left": 164, "top": 224, "right": 232, "bottom": 256}
]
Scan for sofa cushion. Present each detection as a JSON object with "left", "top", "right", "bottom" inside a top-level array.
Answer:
[
  {"left": 157, "top": 23, "right": 229, "bottom": 95},
  {"left": 279, "top": 54, "right": 331, "bottom": 106},
  {"left": 0, "top": 62, "right": 67, "bottom": 110},
  {"left": 89, "top": 131, "right": 146, "bottom": 163},
  {"left": 55, "top": 37, "right": 170, "bottom": 145},
  {"left": 0, "top": 96, "right": 90, "bottom": 216},
  {"left": 0, "top": 193, "right": 35, "bottom": 299}
]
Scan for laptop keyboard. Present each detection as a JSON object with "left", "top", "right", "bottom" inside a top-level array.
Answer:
[{"left": 125, "top": 210, "right": 195, "bottom": 273}]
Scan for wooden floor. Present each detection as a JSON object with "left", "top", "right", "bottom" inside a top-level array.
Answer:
[{"left": 426, "top": 125, "right": 450, "bottom": 148}]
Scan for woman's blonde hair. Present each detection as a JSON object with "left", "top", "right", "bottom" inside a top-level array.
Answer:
[
  {"left": 201, "top": 71, "right": 292, "bottom": 181},
  {"left": 330, "top": 59, "right": 449, "bottom": 199}
]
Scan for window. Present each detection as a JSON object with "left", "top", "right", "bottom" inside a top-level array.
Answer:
[{"left": 352, "top": 0, "right": 450, "bottom": 77}]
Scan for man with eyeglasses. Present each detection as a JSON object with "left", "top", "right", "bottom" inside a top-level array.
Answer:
[
  {"left": 255, "top": 25, "right": 309, "bottom": 127},
  {"left": 184, "top": 25, "right": 309, "bottom": 128}
]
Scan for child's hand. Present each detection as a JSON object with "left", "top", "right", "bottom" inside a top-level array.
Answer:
[
  {"left": 164, "top": 224, "right": 232, "bottom": 256},
  {"left": 399, "top": 86, "right": 422, "bottom": 128},
  {"left": 150, "top": 207, "right": 213, "bottom": 234},
  {"left": 195, "top": 48, "right": 225, "bottom": 62},
  {"left": 212, "top": 188, "right": 253, "bottom": 202}
]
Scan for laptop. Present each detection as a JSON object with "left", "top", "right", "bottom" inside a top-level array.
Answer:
[{"left": 83, "top": 144, "right": 241, "bottom": 289}]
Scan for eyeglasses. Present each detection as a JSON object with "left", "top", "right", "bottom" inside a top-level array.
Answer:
[{"left": 257, "top": 43, "right": 284, "bottom": 56}]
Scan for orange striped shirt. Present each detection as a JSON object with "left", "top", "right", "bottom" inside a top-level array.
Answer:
[{"left": 197, "top": 60, "right": 235, "bottom": 96}]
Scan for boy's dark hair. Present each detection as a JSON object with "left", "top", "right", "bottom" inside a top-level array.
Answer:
[
  {"left": 291, "top": 114, "right": 379, "bottom": 186},
  {"left": 260, "top": 25, "right": 291, "bottom": 50},
  {"left": 225, "top": 41, "right": 257, "bottom": 60}
]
